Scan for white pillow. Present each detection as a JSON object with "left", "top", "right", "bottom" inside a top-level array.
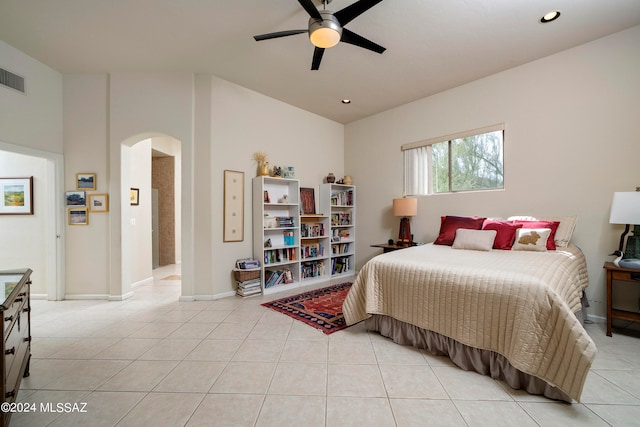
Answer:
[
  {"left": 512, "top": 228, "right": 551, "bottom": 252},
  {"left": 539, "top": 215, "right": 577, "bottom": 248},
  {"left": 452, "top": 229, "right": 497, "bottom": 251}
]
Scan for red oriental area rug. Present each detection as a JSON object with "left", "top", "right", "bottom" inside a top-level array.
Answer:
[{"left": 262, "top": 282, "right": 352, "bottom": 335}]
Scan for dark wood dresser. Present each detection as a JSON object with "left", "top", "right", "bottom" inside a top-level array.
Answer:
[{"left": 0, "top": 269, "right": 32, "bottom": 427}]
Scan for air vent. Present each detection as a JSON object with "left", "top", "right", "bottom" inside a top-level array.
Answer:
[{"left": 0, "top": 68, "right": 25, "bottom": 93}]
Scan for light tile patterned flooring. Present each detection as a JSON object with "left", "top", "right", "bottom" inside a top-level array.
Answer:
[{"left": 11, "top": 264, "right": 640, "bottom": 426}]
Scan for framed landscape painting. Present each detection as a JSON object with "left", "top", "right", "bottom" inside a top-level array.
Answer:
[
  {"left": 76, "top": 173, "right": 96, "bottom": 190},
  {"left": 68, "top": 208, "right": 88, "bottom": 225},
  {"left": 0, "top": 177, "right": 33, "bottom": 215},
  {"left": 65, "top": 191, "right": 86, "bottom": 207}
]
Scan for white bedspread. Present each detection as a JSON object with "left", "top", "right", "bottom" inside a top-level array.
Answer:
[{"left": 343, "top": 243, "right": 597, "bottom": 401}]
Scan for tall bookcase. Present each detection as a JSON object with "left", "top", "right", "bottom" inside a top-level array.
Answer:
[
  {"left": 320, "top": 184, "right": 356, "bottom": 278},
  {"left": 299, "top": 214, "right": 330, "bottom": 285},
  {"left": 253, "top": 176, "right": 301, "bottom": 295}
]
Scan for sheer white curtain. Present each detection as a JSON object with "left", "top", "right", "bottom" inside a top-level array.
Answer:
[{"left": 403, "top": 146, "right": 428, "bottom": 196}]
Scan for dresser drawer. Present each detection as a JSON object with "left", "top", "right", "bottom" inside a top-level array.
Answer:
[
  {"left": 612, "top": 271, "right": 640, "bottom": 281},
  {"left": 2, "top": 292, "right": 27, "bottom": 335},
  {"left": 4, "top": 312, "right": 30, "bottom": 400}
]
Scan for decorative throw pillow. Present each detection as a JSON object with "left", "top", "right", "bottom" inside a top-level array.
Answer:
[
  {"left": 513, "top": 220, "right": 560, "bottom": 250},
  {"left": 538, "top": 215, "right": 577, "bottom": 248},
  {"left": 482, "top": 220, "right": 523, "bottom": 250},
  {"left": 452, "top": 229, "right": 497, "bottom": 251},
  {"left": 511, "top": 228, "right": 552, "bottom": 252},
  {"left": 434, "top": 215, "right": 486, "bottom": 246}
]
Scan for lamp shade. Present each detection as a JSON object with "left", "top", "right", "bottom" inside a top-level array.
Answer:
[
  {"left": 609, "top": 192, "right": 640, "bottom": 224},
  {"left": 393, "top": 198, "right": 417, "bottom": 217}
]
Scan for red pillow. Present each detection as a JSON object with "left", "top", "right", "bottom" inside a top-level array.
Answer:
[
  {"left": 513, "top": 220, "right": 561, "bottom": 250},
  {"left": 482, "top": 220, "right": 523, "bottom": 250},
  {"left": 434, "top": 216, "right": 486, "bottom": 246}
]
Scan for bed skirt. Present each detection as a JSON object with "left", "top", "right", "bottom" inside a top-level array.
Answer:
[{"left": 364, "top": 314, "right": 573, "bottom": 402}]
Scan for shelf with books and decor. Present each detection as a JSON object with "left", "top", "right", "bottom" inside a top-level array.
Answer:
[
  {"left": 320, "top": 183, "right": 356, "bottom": 279},
  {"left": 300, "top": 214, "right": 330, "bottom": 284},
  {"left": 253, "top": 176, "right": 301, "bottom": 295}
]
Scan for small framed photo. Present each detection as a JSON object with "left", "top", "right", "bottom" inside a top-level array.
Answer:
[
  {"left": 76, "top": 173, "right": 96, "bottom": 190},
  {"left": 88, "top": 193, "right": 109, "bottom": 212},
  {"left": 300, "top": 187, "right": 316, "bottom": 215},
  {"left": 130, "top": 188, "right": 139, "bottom": 206},
  {"left": 65, "top": 191, "right": 86, "bottom": 207},
  {"left": 68, "top": 208, "right": 88, "bottom": 225},
  {"left": 0, "top": 177, "right": 33, "bottom": 215}
]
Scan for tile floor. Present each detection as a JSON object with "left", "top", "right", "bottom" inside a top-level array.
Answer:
[{"left": 10, "top": 264, "right": 640, "bottom": 426}]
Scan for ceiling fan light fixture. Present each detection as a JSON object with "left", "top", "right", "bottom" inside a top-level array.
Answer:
[{"left": 309, "top": 13, "right": 342, "bottom": 48}]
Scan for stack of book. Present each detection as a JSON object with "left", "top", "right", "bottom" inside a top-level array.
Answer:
[
  {"left": 275, "top": 217, "right": 295, "bottom": 228},
  {"left": 236, "top": 278, "right": 261, "bottom": 297}
]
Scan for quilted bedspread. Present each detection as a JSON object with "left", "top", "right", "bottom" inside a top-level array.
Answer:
[{"left": 343, "top": 243, "right": 597, "bottom": 401}]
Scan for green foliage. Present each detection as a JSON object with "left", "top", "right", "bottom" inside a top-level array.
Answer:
[{"left": 432, "top": 131, "right": 503, "bottom": 193}]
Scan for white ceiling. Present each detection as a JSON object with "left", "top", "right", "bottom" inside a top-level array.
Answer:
[{"left": 1, "top": 0, "right": 639, "bottom": 124}]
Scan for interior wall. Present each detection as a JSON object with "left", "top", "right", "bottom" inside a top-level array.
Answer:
[
  {"left": 206, "top": 76, "right": 344, "bottom": 298},
  {"left": 0, "top": 41, "right": 63, "bottom": 154},
  {"left": 0, "top": 150, "right": 48, "bottom": 294},
  {"left": 129, "top": 139, "right": 153, "bottom": 285},
  {"left": 344, "top": 25, "right": 640, "bottom": 320}
]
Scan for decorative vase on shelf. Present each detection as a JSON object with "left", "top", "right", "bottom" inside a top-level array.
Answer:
[
  {"left": 259, "top": 162, "right": 270, "bottom": 176},
  {"left": 326, "top": 173, "right": 336, "bottom": 183},
  {"left": 343, "top": 175, "right": 353, "bottom": 185}
]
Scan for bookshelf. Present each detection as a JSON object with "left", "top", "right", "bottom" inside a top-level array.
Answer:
[
  {"left": 300, "top": 214, "right": 330, "bottom": 285},
  {"left": 320, "top": 184, "right": 356, "bottom": 279},
  {"left": 253, "top": 176, "right": 301, "bottom": 295}
]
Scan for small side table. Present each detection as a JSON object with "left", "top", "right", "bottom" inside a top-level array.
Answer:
[
  {"left": 604, "top": 261, "right": 640, "bottom": 337},
  {"left": 370, "top": 243, "right": 409, "bottom": 253}
]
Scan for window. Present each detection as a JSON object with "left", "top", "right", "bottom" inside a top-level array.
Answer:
[{"left": 402, "top": 125, "right": 504, "bottom": 196}]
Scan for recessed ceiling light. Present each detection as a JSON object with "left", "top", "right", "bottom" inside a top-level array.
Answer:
[
  {"left": 341, "top": 99, "right": 351, "bottom": 104},
  {"left": 540, "top": 10, "right": 561, "bottom": 23}
]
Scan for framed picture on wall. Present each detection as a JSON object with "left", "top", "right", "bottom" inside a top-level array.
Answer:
[
  {"left": 223, "top": 170, "right": 244, "bottom": 242},
  {"left": 68, "top": 208, "right": 88, "bottom": 225},
  {"left": 0, "top": 177, "right": 33, "bottom": 215},
  {"left": 130, "top": 188, "right": 139, "bottom": 206},
  {"left": 88, "top": 193, "right": 109, "bottom": 212},
  {"left": 76, "top": 173, "right": 96, "bottom": 190},
  {"left": 65, "top": 191, "right": 86, "bottom": 207}
]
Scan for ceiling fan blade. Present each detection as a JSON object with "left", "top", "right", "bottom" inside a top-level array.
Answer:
[
  {"left": 298, "top": 0, "right": 322, "bottom": 20},
  {"left": 340, "top": 28, "right": 385, "bottom": 53},
  {"left": 254, "top": 29, "right": 308, "bottom": 41},
  {"left": 311, "top": 47, "right": 325, "bottom": 70},
  {"left": 334, "top": 0, "right": 383, "bottom": 26}
]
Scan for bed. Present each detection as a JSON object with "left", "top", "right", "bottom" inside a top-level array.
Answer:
[{"left": 343, "top": 224, "right": 597, "bottom": 403}]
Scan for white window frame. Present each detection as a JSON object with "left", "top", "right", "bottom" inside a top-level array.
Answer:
[{"left": 402, "top": 124, "right": 504, "bottom": 196}]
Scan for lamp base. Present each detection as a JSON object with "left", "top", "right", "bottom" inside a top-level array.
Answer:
[
  {"left": 625, "top": 225, "right": 640, "bottom": 259},
  {"left": 398, "top": 217, "right": 412, "bottom": 246}
]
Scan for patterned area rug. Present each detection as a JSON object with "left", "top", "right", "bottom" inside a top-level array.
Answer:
[{"left": 262, "top": 282, "right": 353, "bottom": 334}]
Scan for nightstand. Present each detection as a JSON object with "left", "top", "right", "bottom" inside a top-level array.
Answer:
[
  {"left": 604, "top": 261, "right": 640, "bottom": 337},
  {"left": 370, "top": 243, "right": 409, "bottom": 253}
]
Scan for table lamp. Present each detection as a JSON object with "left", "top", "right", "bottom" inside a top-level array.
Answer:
[
  {"left": 609, "top": 191, "right": 640, "bottom": 257},
  {"left": 393, "top": 197, "right": 417, "bottom": 246}
]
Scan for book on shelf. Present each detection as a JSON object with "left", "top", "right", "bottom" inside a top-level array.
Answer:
[
  {"left": 264, "top": 268, "right": 294, "bottom": 287},
  {"left": 330, "top": 190, "right": 353, "bottom": 206},
  {"left": 283, "top": 230, "right": 295, "bottom": 246},
  {"left": 301, "top": 222, "right": 325, "bottom": 238},
  {"left": 301, "top": 260, "right": 325, "bottom": 279},
  {"left": 331, "top": 243, "right": 349, "bottom": 254},
  {"left": 301, "top": 243, "right": 324, "bottom": 259},
  {"left": 331, "top": 257, "right": 350, "bottom": 274},
  {"left": 264, "top": 247, "right": 297, "bottom": 264}
]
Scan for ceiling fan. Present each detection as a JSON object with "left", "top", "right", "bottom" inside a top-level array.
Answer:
[{"left": 253, "top": 0, "right": 386, "bottom": 70}]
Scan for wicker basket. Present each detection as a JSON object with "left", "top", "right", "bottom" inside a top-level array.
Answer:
[{"left": 234, "top": 269, "right": 260, "bottom": 282}]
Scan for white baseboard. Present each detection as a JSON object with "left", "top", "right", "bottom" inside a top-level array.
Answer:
[
  {"left": 64, "top": 294, "right": 110, "bottom": 300},
  {"left": 108, "top": 291, "right": 134, "bottom": 301},
  {"left": 587, "top": 314, "right": 605, "bottom": 324},
  {"left": 131, "top": 277, "right": 153, "bottom": 288},
  {"left": 188, "top": 291, "right": 237, "bottom": 301}
]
